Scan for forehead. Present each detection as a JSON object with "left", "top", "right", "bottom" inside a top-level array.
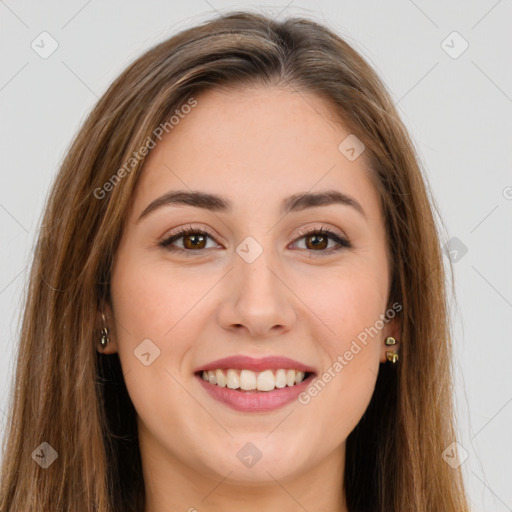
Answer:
[{"left": 132, "top": 86, "right": 379, "bottom": 220}]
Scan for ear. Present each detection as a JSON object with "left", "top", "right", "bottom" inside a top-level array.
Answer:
[
  {"left": 95, "top": 302, "right": 118, "bottom": 354},
  {"left": 379, "top": 316, "right": 401, "bottom": 364}
]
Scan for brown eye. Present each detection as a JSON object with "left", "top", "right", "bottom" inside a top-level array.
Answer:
[
  {"left": 182, "top": 233, "right": 207, "bottom": 250},
  {"left": 304, "top": 233, "right": 329, "bottom": 250},
  {"left": 159, "top": 227, "right": 217, "bottom": 254},
  {"left": 292, "top": 227, "right": 351, "bottom": 255}
]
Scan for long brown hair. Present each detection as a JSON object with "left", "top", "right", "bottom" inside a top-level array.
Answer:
[{"left": 0, "top": 11, "right": 470, "bottom": 511}]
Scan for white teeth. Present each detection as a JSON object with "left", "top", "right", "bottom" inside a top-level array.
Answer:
[
  {"left": 226, "top": 369, "right": 240, "bottom": 389},
  {"left": 200, "top": 368, "right": 308, "bottom": 391},
  {"left": 215, "top": 369, "right": 226, "bottom": 387},
  {"left": 257, "top": 370, "right": 275, "bottom": 391},
  {"left": 240, "top": 369, "right": 257, "bottom": 390},
  {"left": 275, "top": 369, "right": 287, "bottom": 388}
]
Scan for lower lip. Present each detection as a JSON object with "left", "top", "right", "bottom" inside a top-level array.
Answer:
[{"left": 196, "top": 373, "right": 315, "bottom": 412}]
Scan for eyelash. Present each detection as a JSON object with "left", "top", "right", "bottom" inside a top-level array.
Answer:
[{"left": 158, "top": 224, "right": 351, "bottom": 257}]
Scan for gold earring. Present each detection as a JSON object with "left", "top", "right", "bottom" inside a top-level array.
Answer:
[
  {"left": 385, "top": 336, "right": 399, "bottom": 364},
  {"left": 386, "top": 351, "right": 399, "bottom": 363},
  {"left": 100, "top": 313, "right": 109, "bottom": 349}
]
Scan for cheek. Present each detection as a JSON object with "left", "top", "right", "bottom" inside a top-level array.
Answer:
[
  {"left": 295, "top": 261, "right": 385, "bottom": 424},
  {"left": 298, "top": 325, "right": 380, "bottom": 450},
  {"left": 110, "top": 252, "right": 217, "bottom": 344},
  {"left": 301, "top": 261, "right": 388, "bottom": 349},
  {"left": 109, "top": 256, "right": 212, "bottom": 439}
]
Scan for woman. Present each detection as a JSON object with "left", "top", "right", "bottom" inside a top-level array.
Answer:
[{"left": 0, "top": 10, "right": 470, "bottom": 512}]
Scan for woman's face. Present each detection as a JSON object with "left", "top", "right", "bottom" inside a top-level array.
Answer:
[{"left": 108, "top": 86, "right": 399, "bottom": 489}]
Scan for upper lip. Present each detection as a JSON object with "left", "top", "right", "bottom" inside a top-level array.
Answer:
[{"left": 194, "top": 355, "right": 316, "bottom": 374}]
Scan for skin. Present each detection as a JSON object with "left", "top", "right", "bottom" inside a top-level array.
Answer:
[{"left": 99, "top": 86, "right": 400, "bottom": 512}]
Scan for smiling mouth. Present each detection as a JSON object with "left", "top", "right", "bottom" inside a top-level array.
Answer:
[{"left": 196, "top": 368, "right": 314, "bottom": 392}]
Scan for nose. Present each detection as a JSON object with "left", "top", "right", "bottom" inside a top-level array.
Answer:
[{"left": 217, "top": 244, "right": 297, "bottom": 339}]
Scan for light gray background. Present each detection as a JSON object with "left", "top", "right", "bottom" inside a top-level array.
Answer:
[{"left": 1, "top": 1, "right": 511, "bottom": 510}]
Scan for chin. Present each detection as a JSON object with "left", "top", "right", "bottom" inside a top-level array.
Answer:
[{"left": 197, "top": 436, "right": 312, "bottom": 483}]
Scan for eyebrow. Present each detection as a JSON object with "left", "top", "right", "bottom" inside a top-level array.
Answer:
[{"left": 137, "top": 189, "right": 367, "bottom": 221}]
